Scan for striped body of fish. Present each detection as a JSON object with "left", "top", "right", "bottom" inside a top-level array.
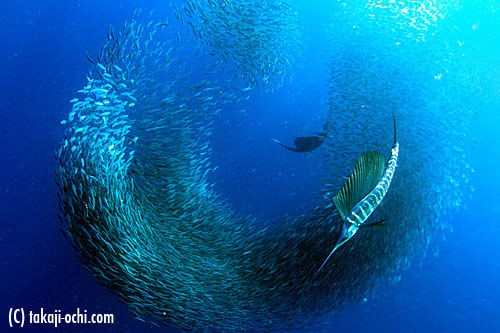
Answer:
[{"left": 317, "top": 113, "right": 399, "bottom": 273}]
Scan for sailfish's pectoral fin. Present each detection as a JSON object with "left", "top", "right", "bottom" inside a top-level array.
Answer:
[{"left": 359, "top": 219, "right": 386, "bottom": 228}]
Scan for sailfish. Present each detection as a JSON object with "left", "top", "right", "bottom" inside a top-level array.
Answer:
[{"left": 317, "top": 112, "right": 399, "bottom": 273}]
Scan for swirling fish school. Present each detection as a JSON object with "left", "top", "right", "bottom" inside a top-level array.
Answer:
[
  {"left": 56, "top": 9, "right": 306, "bottom": 332},
  {"left": 56, "top": 1, "right": 477, "bottom": 332}
]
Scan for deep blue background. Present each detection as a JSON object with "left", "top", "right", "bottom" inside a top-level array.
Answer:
[{"left": 0, "top": 1, "right": 498, "bottom": 332}]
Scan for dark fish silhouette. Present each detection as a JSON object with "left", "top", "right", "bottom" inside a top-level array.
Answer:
[
  {"left": 273, "top": 122, "right": 329, "bottom": 153},
  {"left": 273, "top": 135, "right": 325, "bottom": 152}
]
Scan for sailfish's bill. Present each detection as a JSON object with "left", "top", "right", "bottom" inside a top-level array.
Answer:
[{"left": 317, "top": 112, "right": 399, "bottom": 273}]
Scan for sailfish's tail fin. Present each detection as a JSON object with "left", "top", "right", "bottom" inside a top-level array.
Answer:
[{"left": 392, "top": 110, "right": 397, "bottom": 145}]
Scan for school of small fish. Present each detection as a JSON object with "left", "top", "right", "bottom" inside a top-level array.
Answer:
[
  {"left": 56, "top": 1, "right": 482, "bottom": 331},
  {"left": 175, "top": 0, "right": 301, "bottom": 90}
]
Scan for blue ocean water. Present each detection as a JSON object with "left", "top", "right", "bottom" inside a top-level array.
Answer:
[{"left": 0, "top": 1, "right": 498, "bottom": 332}]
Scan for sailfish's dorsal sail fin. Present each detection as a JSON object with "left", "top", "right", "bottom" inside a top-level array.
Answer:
[{"left": 333, "top": 151, "right": 386, "bottom": 220}]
